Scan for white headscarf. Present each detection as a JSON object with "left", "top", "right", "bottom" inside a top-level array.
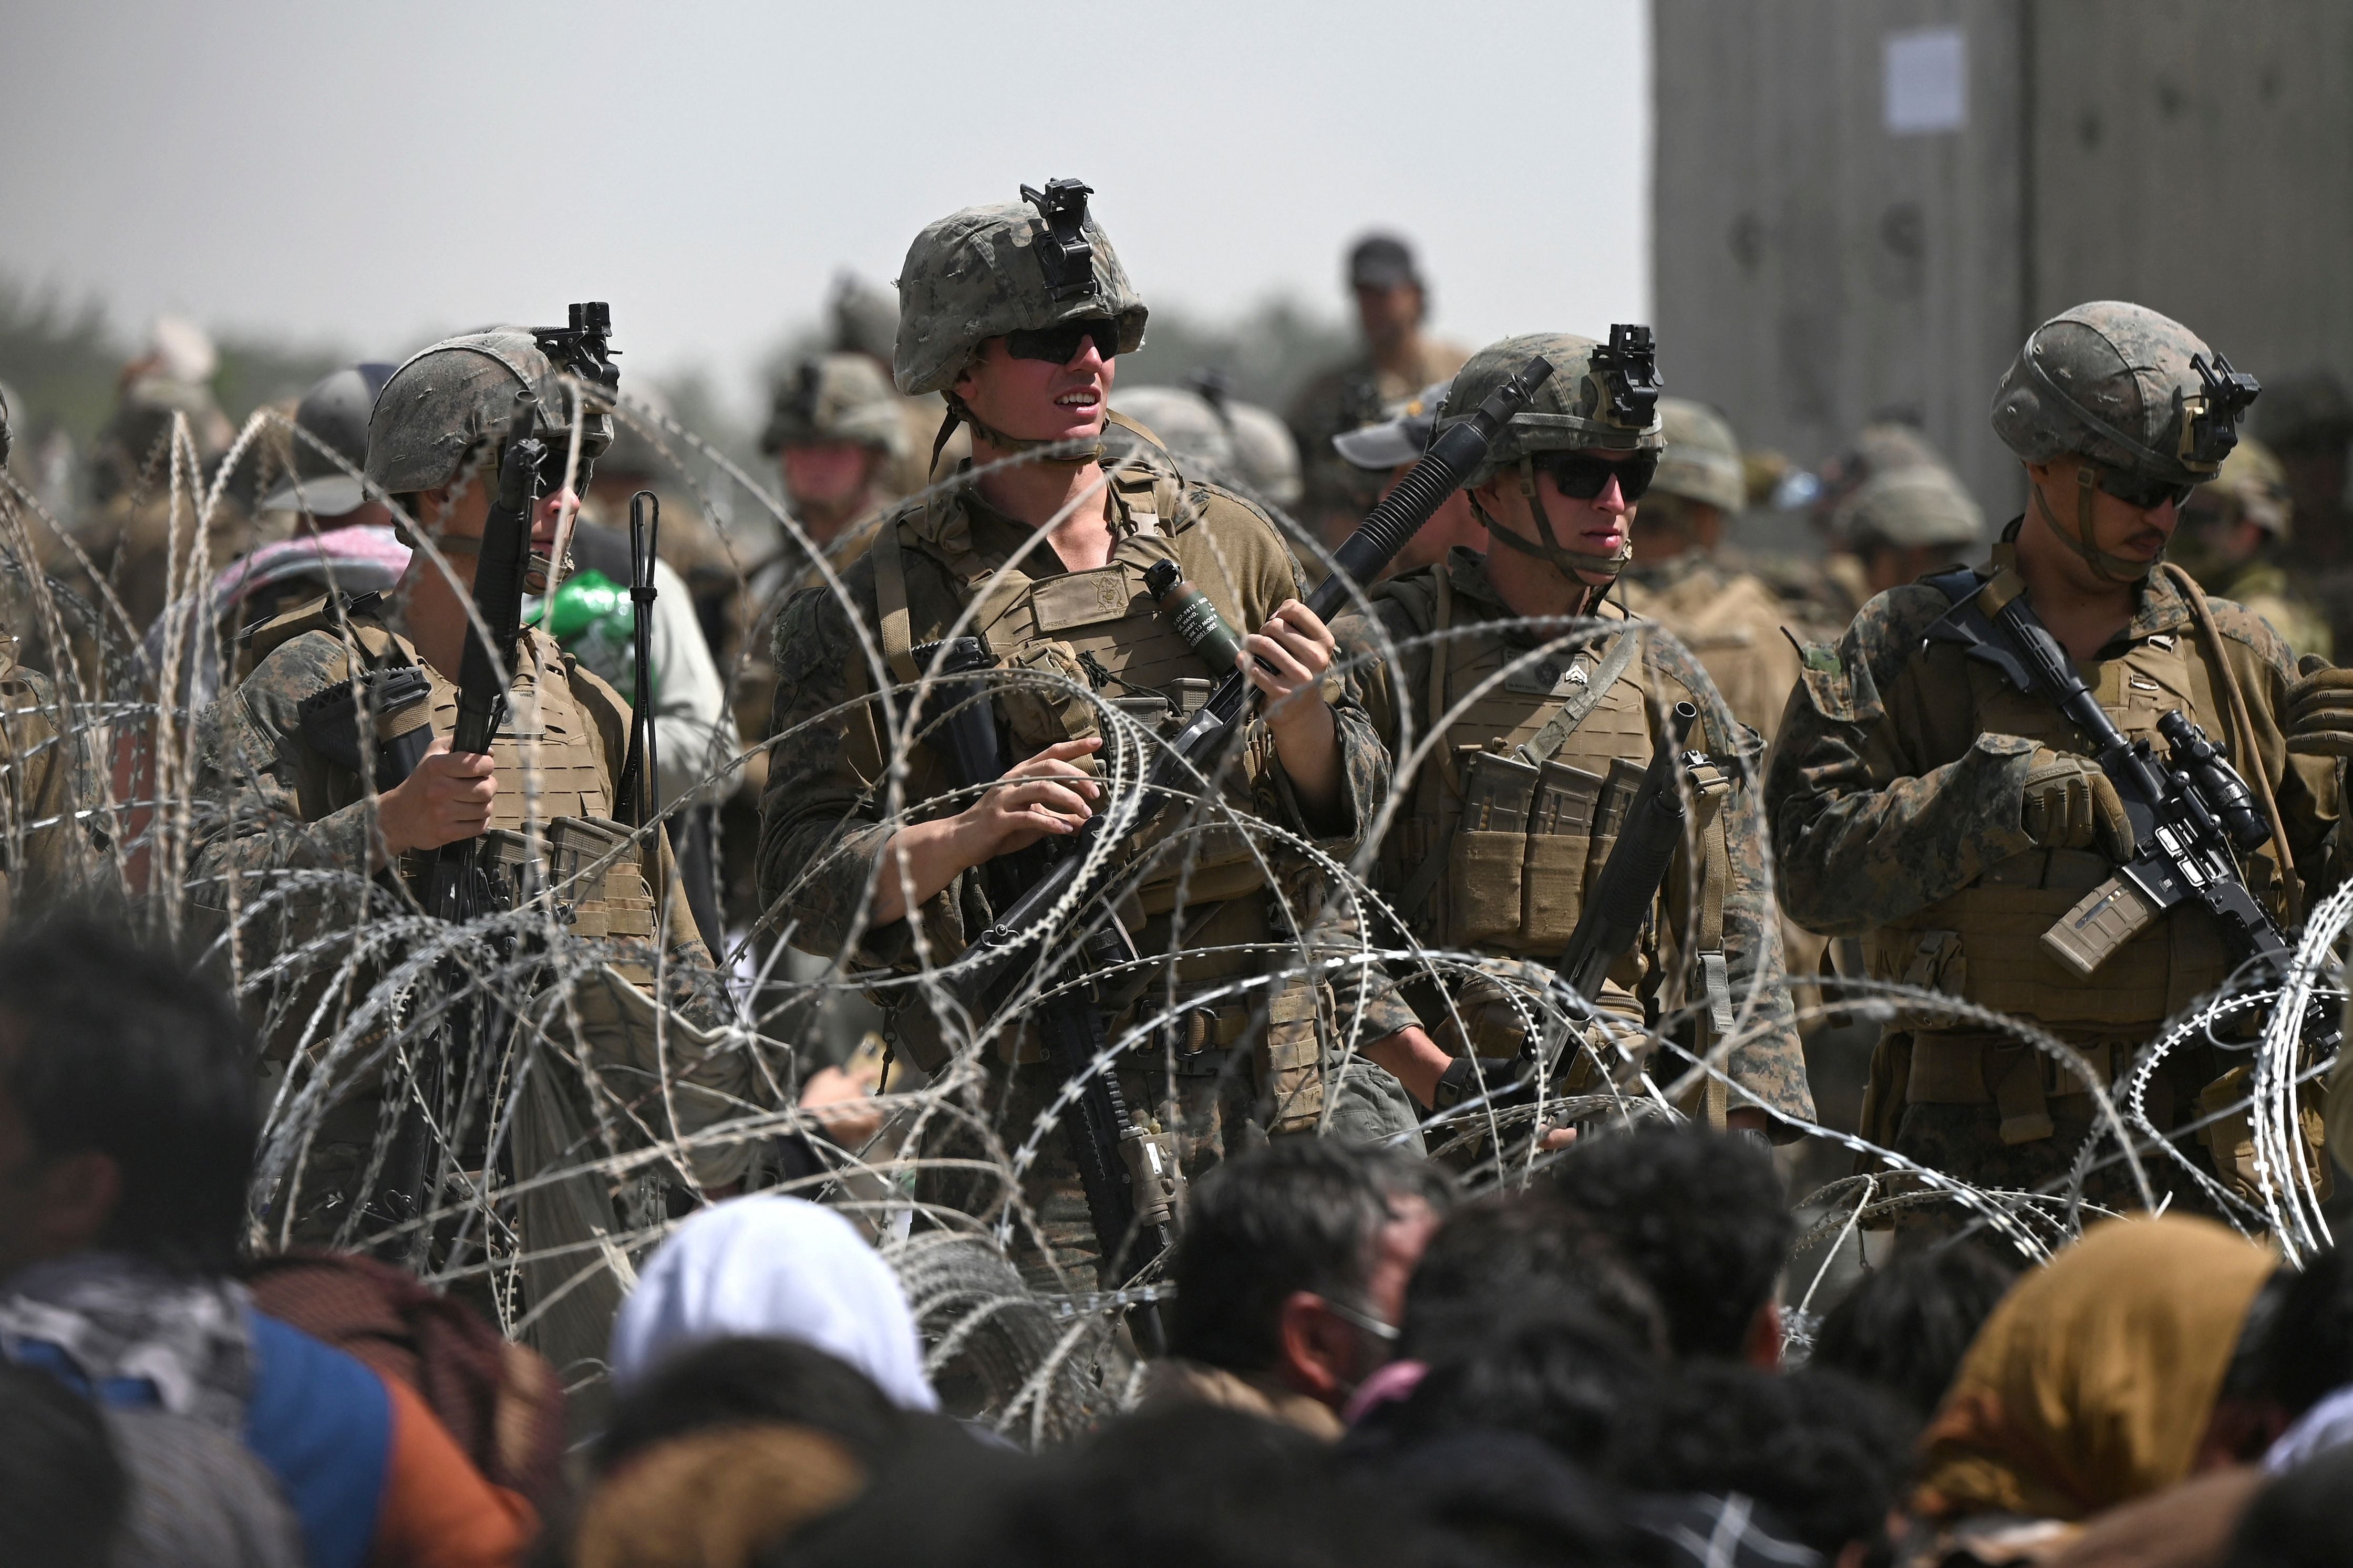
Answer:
[{"left": 610, "top": 1196, "right": 938, "bottom": 1411}]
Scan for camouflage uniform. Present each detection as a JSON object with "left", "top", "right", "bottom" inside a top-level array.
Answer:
[
  {"left": 1619, "top": 400, "right": 1805, "bottom": 750},
  {"left": 1326, "top": 336, "right": 1814, "bottom": 1130},
  {"left": 0, "top": 636, "right": 109, "bottom": 928},
  {"left": 189, "top": 329, "right": 751, "bottom": 1384},
  {"left": 758, "top": 182, "right": 1403, "bottom": 1286},
  {"left": 2176, "top": 439, "right": 2331, "bottom": 662},
  {"left": 1768, "top": 302, "right": 2340, "bottom": 1217},
  {"left": 1288, "top": 338, "right": 1469, "bottom": 543}
]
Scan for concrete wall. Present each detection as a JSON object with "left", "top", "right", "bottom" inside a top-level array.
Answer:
[{"left": 1654, "top": 0, "right": 2353, "bottom": 522}]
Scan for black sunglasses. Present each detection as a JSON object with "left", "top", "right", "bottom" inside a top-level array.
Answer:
[
  {"left": 1534, "top": 450, "right": 1658, "bottom": 503},
  {"left": 1007, "top": 317, "right": 1121, "bottom": 366},
  {"left": 2093, "top": 464, "right": 2195, "bottom": 512}
]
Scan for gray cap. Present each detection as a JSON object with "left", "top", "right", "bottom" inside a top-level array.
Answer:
[
  {"left": 1333, "top": 379, "right": 1451, "bottom": 470},
  {"left": 1349, "top": 233, "right": 1420, "bottom": 291},
  {"left": 260, "top": 363, "right": 395, "bottom": 515}
]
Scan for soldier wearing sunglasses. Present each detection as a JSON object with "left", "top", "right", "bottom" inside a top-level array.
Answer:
[
  {"left": 1320, "top": 330, "right": 1815, "bottom": 1141},
  {"left": 1769, "top": 299, "right": 2353, "bottom": 1218},
  {"left": 759, "top": 180, "right": 1415, "bottom": 1289}
]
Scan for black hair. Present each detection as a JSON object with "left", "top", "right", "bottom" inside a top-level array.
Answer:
[
  {"left": 2223, "top": 1441, "right": 2353, "bottom": 1568},
  {"left": 2222, "top": 1246, "right": 2353, "bottom": 1419},
  {"left": 596, "top": 1336, "right": 911, "bottom": 1475},
  {"left": 1609, "top": 1363, "right": 1917, "bottom": 1560},
  {"left": 1380, "top": 1304, "right": 1662, "bottom": 1473},
  {"left": 1808, "top": 1241, "right": 2017, "bottom": 1419},
  {"left": 774, "top": 1405, "right": 1452, "bottom": 1568},
  {"left": 1549, "top": 1125, "right": 1793, "bottom": 1360},
  {"left": 1168, "top": 1139, "right": 1454, "bottom": 1374},
  {"left": 1400, "top": 1189, "right": 1669, "bottom": 1363},
  {"left": 0, "top": 918, "right": 257, "bottom": 1276},
  {"left": 0, "top": 1361, "right": 128, "bottom": 1568}
]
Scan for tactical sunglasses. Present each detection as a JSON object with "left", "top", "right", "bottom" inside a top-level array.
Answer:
[
  {"left": 1534, "top": 450, "right": 1659, "bottom": 503},
  {"left": 2093, "top": 464, "right": 2195, "bottom": 512},
  {"left": 1007, "top": 317, "right": 1122, "bottom": 366}
]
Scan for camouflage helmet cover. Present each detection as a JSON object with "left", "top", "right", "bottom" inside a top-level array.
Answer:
[
  {"left": 1434, "top": 330, "right": 1664, "bottom": 490},
  {"left": 2186, "top": 435, "right": 2292, "bottom": 536},
  {"left": 1990, "top": 300, "right": 2256, "bottom": 487},
  {"left": 1832, "top": 464, "right": 1985, "bottom": 549},
  {"left": 761, "top": 353, "right": 911, "bottom": 458},
  {"left": 892, "top": 180, "right": 1148, "bottom": 397},
  {"left": 365, "top": 329, "right": 613, "bottom": 496},
  {"left": 1106, "top": 386, "right": 1238, "bottom": 475},
  {"left": 1652, "top": 396, "right": 1745, "bottom": 513}
]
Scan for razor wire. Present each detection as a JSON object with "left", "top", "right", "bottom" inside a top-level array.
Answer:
[{"left": 0, "top": 388, "right": 2345, "bottom": 1444}]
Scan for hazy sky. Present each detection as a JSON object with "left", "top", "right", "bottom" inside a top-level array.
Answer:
[{"left": 0, "top": 1, "right": 1650, "bottom": 412}]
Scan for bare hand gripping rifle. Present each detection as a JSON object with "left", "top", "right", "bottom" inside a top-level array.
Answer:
[
  {"left": 1924, "top": 566, "right": 2339, "bottom": 1058},
  {"left": 907, "top": 357, "right": 1553, "bottom": 1326}
]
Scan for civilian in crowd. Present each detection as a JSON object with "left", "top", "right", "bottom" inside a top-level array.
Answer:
[
  {"left": 0, "top": 1357, "right": 128, "bottom": 1568},
  {"left": 1550, "top": 1123, "right": 1796, "bottom": 1365},
  {"left": 1909, "top": 1216, "right": 2274, "bottom": 1566},
  {"left": 608, "top": 1193, "right": 937, "bottom": 1411},
  {"left": 0, "top": 918, "right": 532, "bottom": 1568},
  {"left": 1148, "top": 1140, "right": 1453, "bottom": 1436},
  {"left": 2220, "top": 1441, "right": 2353, "bottom": 1568},
  {"left": 1807, "top": 1240, "right": 2017, "bottom": 1420},
  {"left": 1614, "top": 1363, "right": 1915, "bottom": 1565}
]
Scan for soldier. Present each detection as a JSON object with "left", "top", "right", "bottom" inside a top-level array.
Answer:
[
  {"left": 1768, "top": 300, "right": 2352, "bottom": 1218},
  {"left": 1, "top": 390, "right": 110, "bottom": 927},
  {"left": 1323, "top": 333, "right": 1815, "bottom": 1139},
  {"left": 1807, "top": 421, "right": 1962, "bottom": 623},
  {"left": 729, "top": 354, "right": 914, "bottom": 849},
  {"left": 828, "top": 272, "right": 969, "bottom": 496},
  {"left": 188, "top": 327, "right": 751, "bottom": 1374},
  {"left": 1286, "top": 234, "right": 1470, "bottom": 549},
  {"left": 1823, "top": 463, "right": 1986, "bottom": 614},
  {"left": 1329, "top": 379, "right": 1482, "bottom": 580},
  {"left": 757, "top": 179, "right": 1409, "bottom": 1286},
  {"left": 1618, "top": 398, "right": 1804, "bottom": 751},
  {"left": 1108, "top": 381, "right": 1302, "bottom": 521},
  {"left": 2174, "top": 438, "right": 2331, "bottom": 662}
]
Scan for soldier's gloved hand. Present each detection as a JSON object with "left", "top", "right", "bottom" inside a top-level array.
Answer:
[
  {"left": 2285, "top": 658, "right": 2353, "bottom": 755},
  {"left": 2020, "top": 747, "right": 2137, "bottom": 860}
]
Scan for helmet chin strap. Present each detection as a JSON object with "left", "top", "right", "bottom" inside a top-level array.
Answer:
[
  {"left": 2034, "top": 463, "right": 2158, "bottom": 584},
  {"left": 938, "top": 392, "right": 1101, "bottom": 470},
  {"left": 1469, "top": 457, "right": 1635, "bottom": 579}
]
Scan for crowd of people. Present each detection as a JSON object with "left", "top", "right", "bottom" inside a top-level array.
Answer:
[{"left": 3, "top": 171, "right": 2353, "bottom": 1565}]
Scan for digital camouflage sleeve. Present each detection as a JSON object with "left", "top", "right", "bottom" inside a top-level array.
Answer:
[{"left": 1766, "top": 577, "right": 2346, "bottom": 936}]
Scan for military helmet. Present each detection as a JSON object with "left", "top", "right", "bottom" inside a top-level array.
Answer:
[
  {"left": 1832, "top": 464, "right": 1985, "bottom": 549},
  {"left": 892, "top": 178, "right": 1148, "bottom": 397},
  {"left": 1652, "top": 397, "right": 1744, "bottom": 513},
  {"left": 1107, "top": 386, "right": 1238, "bottom": 475},
  {"left": 365, "top": 329, "right": 614, "bottom": 497},
  {"left": 260, "top": 363, "right": 396, "bottom": 515},
  {"left": 2186, "top": 437, "right": 2292, "bottom": 536},
  {"left": 1434, "top": 328, "right": 1664, "bottom": 490},
  {"left": 1990, "top": 301, "right": 2257, "bottom": 488},
  {"left": 1219, "top": 400, "right": 1303, "bottom": 509},
  {"left": 761, "top": 354, "right": 912, "bottom": 458},
  {"left": 830, "top": 274, "right": 901, "bottom": 365}
]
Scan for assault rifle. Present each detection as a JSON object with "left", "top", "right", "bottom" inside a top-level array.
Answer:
[
  {"left": 1924, "top": 567, "right": 2339, "bottom": 1055},
  {"left": 922, "top": 354, "right": 1554, "bottom": 1314},
  {"left": 912, "top": 635, "right": 1181, "bottom": 1351},
  {"left": 378, "top": 403, "right": 545, "bottom": 1259}
]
